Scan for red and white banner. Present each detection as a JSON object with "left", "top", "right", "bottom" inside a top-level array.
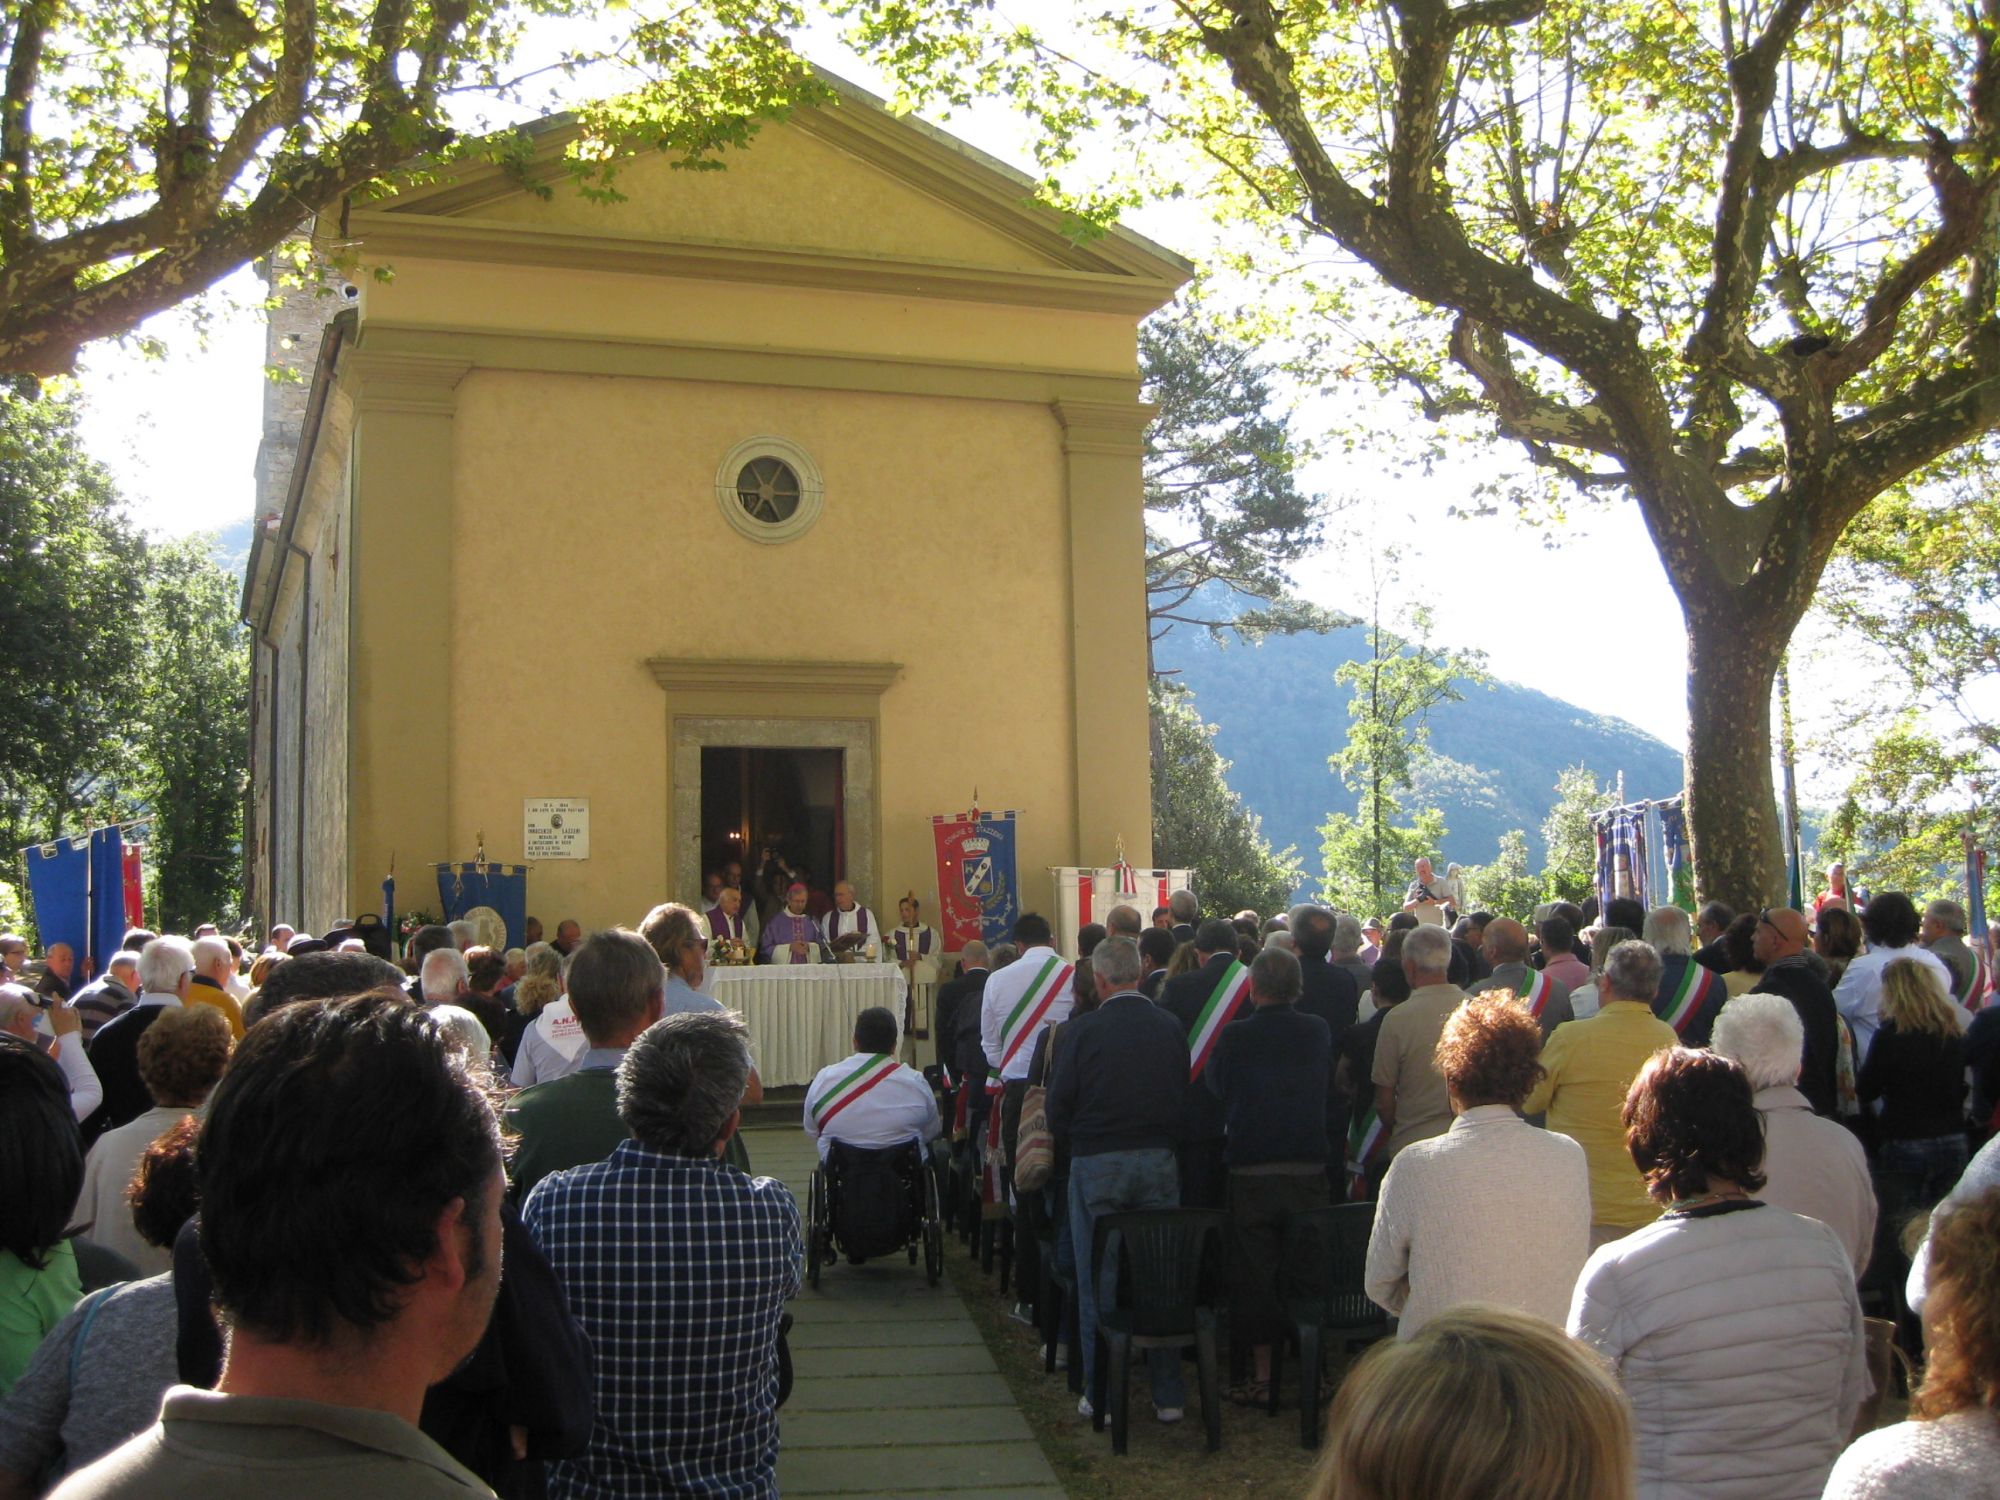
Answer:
[{"left": 1052, "top": 865, "right": 1196, "bottom": 957}]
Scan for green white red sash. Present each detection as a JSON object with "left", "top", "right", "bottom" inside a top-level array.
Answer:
[
  {"left": 1347, "top": 1105, "right": 1386, "bottom": 1176},
  {"left": 809, "top": 1053, "right": 898, "bottom": 1129},
  {"left": 1188, "top": 959, "right": 1253, "bottom": 1081},
  {"left": 1517, "top": 967, "right": 1556, "bottom": 1019},
  {"left": 1953, "top": 947, "right": 1989, "bottom": 1012},
  {"left": 999, "top": 954, "right": 1073, "bottom": 1069},
  {"left": 1659, "top": 960, "right": 1720, "bottom": 1035}
]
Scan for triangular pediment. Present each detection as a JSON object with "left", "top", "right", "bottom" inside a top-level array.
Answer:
[{"left": 339, "top": 70, "right": 1189, "bottom": 314}]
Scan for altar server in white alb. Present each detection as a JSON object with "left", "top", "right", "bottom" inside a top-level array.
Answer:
[
  {"left": 803, "top": 1007, "right": 942, "bottom": 1160},
  {"left": 825, "top": 881, "right": 880, "bottom": 959}
]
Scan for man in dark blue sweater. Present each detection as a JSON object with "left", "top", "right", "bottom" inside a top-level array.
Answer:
[
  {"left": 1205, "top": 947, "right": 1330, "bottom": 1404},
  {"left": 1047, "top": 935, "right": 1191, "bottom": 1424}
]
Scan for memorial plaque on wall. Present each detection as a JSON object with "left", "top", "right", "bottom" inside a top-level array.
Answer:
[{"left": 525, "top": 797, "right": 590, "bottom": 860}]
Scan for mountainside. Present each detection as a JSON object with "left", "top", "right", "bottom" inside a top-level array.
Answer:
[{"left": 1153, "top": 621, "right": 1685, "bottom": 879}]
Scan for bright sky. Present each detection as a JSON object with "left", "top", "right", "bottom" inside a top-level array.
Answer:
[{"left": 61, "top": 8, "right": 1936, "bottom": 803}]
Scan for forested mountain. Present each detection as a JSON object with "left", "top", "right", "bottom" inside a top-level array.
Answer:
[{"left": 1154, "top": 622, "right": 1684, "bottom": 873}]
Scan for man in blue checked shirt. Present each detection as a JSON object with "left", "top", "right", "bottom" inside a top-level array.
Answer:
[{"left": 523, "top": 1011, "right": 801, "bottom": 1500}]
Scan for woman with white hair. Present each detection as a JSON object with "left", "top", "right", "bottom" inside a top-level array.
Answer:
[{"left": 1711, "top": 992, "right": 1876, "bottom": 1273}]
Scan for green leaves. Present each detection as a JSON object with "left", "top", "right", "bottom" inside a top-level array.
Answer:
[
  {"left": 1141, "top": 300, "right": 1341, "bottom": 644},
  {"left": 0, "top": 390, "right": 248, "bottom": 927},
  {"left": 0, "top": 0, "right": 825, "bottom": 372}
]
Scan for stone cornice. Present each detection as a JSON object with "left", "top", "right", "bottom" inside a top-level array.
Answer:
[
  {"left": 1054, "top": 397, "right": 1159, "bottom": 458},
  {"left": 646, "top": 658, "right": 904, "bottom": 697},
  {"left": 339, "top": 210, "right": 1184, "bottom": 317},
  {"left": 342, "top": 349, "right": 472, "bottom": 415},
  {"left": 347, "top": 324, "right": 1141, "bottom": 408}
]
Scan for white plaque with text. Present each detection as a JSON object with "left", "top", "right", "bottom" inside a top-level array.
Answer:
[{"left": 524, "top": 797, "right": 590, "bottom": 860}]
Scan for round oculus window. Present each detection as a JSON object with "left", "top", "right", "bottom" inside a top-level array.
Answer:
[
  {"left": 714, "top": 437, "right": 824, "bottom": 543},
  {"left": 736, "top": 456, "right": 802, "bottom": 524}
]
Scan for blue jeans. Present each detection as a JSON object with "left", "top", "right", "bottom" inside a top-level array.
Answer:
[
  {"left": 1879, "top": 1134, "right": 1969, "bottom": 1209},
  {"left": 1069, "top": 1147, "right": 1185, "bottom": 1409}
]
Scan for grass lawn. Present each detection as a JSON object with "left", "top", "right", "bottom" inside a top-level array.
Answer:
[{"left": 946, "top": 1242, "right": 1334, "bottom": 1500}]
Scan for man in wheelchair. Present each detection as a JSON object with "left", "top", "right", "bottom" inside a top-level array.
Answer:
[{"left": 803, "top": 1007, "right": 942, "bottom": 1265}]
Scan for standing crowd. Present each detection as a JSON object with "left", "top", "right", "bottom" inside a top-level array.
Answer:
[{"left": 0, "top": 864, "right": 1996, "bottom": 1499}]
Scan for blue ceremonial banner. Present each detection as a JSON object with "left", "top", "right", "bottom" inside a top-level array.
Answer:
[
  {"left": 88, "top": 827, "right": 126, "bottom": 972},
  {"left": 434, "top": 863, "right": 529, "bottom": 950},
  {"left": 21, "top": 836, "right": 89, "bottom": 964},
  {"left": 933, "top": 808, "right": 1020, "bottom": 949}
]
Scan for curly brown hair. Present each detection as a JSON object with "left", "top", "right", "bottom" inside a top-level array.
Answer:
[
  {"left": 1914, "top": 1187, "right": 2000, "bottom": 1420},
  {"left": 1622, "top": 1047, "right": 1767, "bottom": 1203},
  {"left": 464, "top": 945, "right": 508, "bottom": 994},
  {"left": 1437, "top": 995, "right": 1547, "bottom": 1108},
  {"left": 128, "top": 1115, "right": 201, "bottom": 1249},
  {"left": 137, "top": 1004, "right": 232, "bottom": 1108}
]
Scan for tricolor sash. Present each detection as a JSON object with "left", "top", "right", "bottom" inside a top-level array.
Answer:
[
  {"left": 983, "top": 1066, "right": 1005, "bottom": 1204},
  {"left": 1347, "top": 1105, "right": 1387, "bottom": 1175},
  {"left": 809, "top": 1053, "right": 899, "bottom": 1129},
  {"left": 1969, "top": 948, "right": 1991, "bottom": 1012},
  {"left": 1659, "top": 960, "right": 1720, "bottom": 1035},
  {"left": 1517, "top": 967, "right": 1556, "bottom": 1019},
  {"left": 1188, "top": 959, "right": 1253, "bottom": 1081},
  {"left": 999, "top": 955, "right": 1073, "bottom": 1069}
]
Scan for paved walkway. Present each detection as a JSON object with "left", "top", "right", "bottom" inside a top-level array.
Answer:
[{"left": 745, "top": 1126, "right": 1066, "bottom": 1500}]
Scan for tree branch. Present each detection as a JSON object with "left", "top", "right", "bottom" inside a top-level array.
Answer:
[
  {"left": 1818, "top": 137, "right": 2000, "bottom": 388},
  {"left": 0, "top": 0, "right": 53, "bottom": 262},
  {"left": 1681, "top": 0, "right": 1816, "bottom": 457},
  {"left": 1446, "top": 314, "right": 1623, "bottom": 455}
]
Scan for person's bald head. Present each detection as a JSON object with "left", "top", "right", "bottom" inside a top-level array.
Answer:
[
  {"left": 959, "top": 940, "right": 990, "bottom": 971},
  {"left": 1481, "top": 918, "right": 1529, "bottom": 965},
  {"left": 1752, "top": 906, "right": 1809, "bottom": 966}
]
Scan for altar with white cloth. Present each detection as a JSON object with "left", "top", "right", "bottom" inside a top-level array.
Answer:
[{"left": 711, "top": 963, "right": 909, "bottom": 1087}]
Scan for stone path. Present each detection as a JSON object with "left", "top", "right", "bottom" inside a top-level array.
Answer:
[{"left": 744, "top": 1125, "right": 1066, "bottom": 1500}]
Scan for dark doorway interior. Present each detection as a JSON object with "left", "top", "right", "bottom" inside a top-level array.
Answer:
[{"left": 699, "top": 747, "right": 844, "bottom": 896}]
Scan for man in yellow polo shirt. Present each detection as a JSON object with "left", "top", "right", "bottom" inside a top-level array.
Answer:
[{"left": 1524, "top": 939, "right": 1677, "bottom": 1247}]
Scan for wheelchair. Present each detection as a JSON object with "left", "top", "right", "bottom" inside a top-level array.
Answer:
[{"left": 805, "top": 1137, "right": 944, "bottom": 1289}]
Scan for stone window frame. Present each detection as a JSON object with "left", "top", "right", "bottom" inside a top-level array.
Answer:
[{"left": 714, "top": 435, "right": 825, "bottom": 544}]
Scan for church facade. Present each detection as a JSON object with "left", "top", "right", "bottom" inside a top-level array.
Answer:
[{"left": 242, "top": 75, "right": 1189, "bottom": 940}]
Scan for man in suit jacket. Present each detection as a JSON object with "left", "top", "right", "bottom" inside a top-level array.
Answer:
[
  {"left": 1288, "top": 905, "right": 1359, "bottom": 1179},
  {"left": 1159, "top": 918, "right": 1251, "bottom": 1209},
  {"left": 1477, "top": 918, "right": 1574, "bottom": 1039},
  {"left": 1750, "top": 906, "right": 1842, "bottom": 1116},
  {"left": 1167, "top": 888, "right": 1199, "bottom": 946},
  {"left": 935, "top": 942, "right": 991, "bottom": 1080},
  {"left": 1137, "top": 928, "right": 1175, "bottom": 1001}
]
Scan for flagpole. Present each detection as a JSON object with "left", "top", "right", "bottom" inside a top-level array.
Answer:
[{"left": 1777, "top": 658, "right": 1805, "bottom": 911}]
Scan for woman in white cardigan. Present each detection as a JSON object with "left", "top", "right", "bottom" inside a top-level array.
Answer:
[
  {"left": 1825, "top": 1185, "right": 2000, "bottom": 1498},
  {"left": 1569, "top": 1047, "right": 1867, "bottom": 1500},
  {"left": 1364, "top": 993, "right": 1592, "bottom": 1336}
]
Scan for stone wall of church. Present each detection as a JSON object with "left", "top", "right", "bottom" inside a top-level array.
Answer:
[
  {"left": 248, "top": 259, "right": 344, "bottom": 931},
  {"left": 298, "top": 392, "right": 353, "bottom": 931}
]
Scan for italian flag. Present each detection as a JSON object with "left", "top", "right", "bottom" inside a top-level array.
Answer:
[
  {"left": 1659, "top": 960, "right": 1720, "bottom": 1035},
  {"left": 1517, "top": 967, "right": 1557, "bottom": 1019},
  {"left": 999, "top": 955, "right": 1074, "bottom": 1068},
  {"left": 809, "top": 1053, "right": 899, "bottom": 1129},
  {"left": 1347, "top": 1105, "right": 1387, "bottom": 1174},
  {"left": 1188, "top": 959, "right": 1253, "bottom": 1081}
]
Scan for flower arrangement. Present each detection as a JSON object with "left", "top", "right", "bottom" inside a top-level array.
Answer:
[
  {"left": 398, "top": 910, "right": 438, "bottom": 942},
  {"left": 708, "top": 935, "right": 753, "bottom": 967}
]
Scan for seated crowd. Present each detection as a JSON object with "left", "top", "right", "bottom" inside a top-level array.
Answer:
[{"left": 0, "top": 866, "right": 1993, "bottom": 1500}]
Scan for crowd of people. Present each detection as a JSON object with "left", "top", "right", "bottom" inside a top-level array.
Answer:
[
  {"left": 924, "top": 873, "right": 2000, "bottom": 1498},
  {"left": 0, "top": 860, "right": 1994, "bottom": 1498}
]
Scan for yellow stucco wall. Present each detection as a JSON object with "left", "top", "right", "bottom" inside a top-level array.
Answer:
[
  {"left": 470, "top": 117, "right": 1059, "bottom": 275},
  {"left": 317, "top": 99, "right": 1181, "bottom": 937},
  {"left": 436, "top": 369, "right": 1076, "bottom": 932},
  {"left": 357, "top": 257, "right": 1141, "bottom": 380}
]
